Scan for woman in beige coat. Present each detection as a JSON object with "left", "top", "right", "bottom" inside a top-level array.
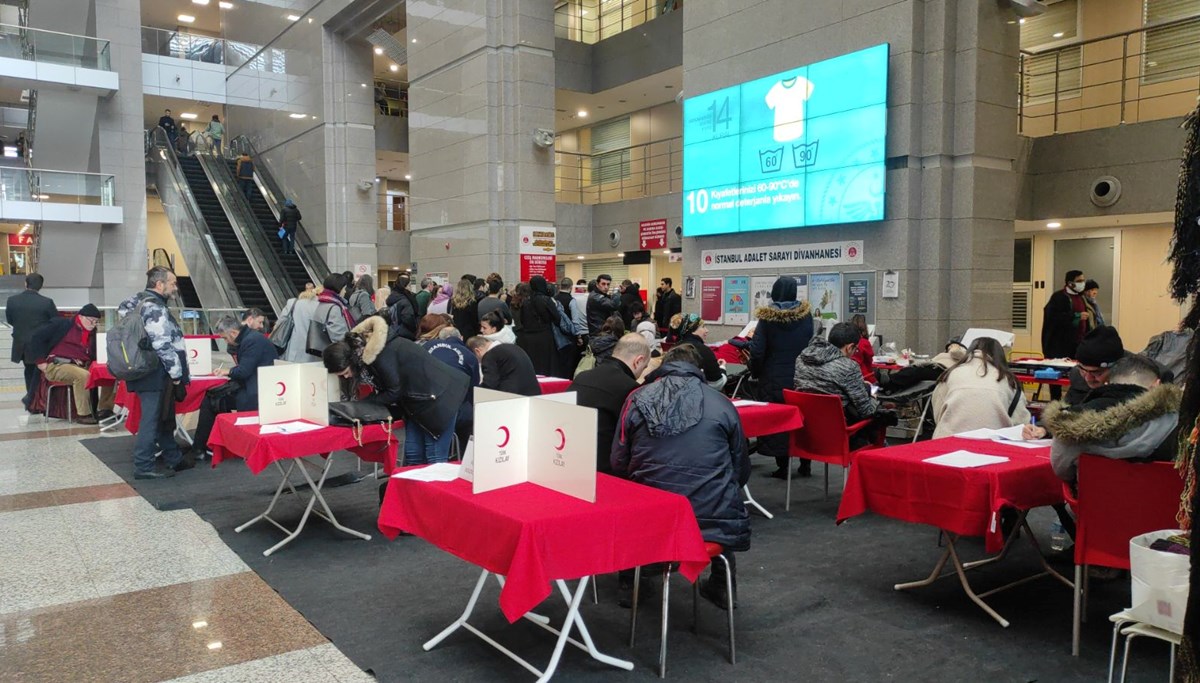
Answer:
[{"left": 931, "top": 337, "right": 1031, "bottom": 439}]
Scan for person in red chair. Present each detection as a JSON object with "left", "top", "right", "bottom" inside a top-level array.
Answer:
[
  {"left": 28, "top": 304, "right": 114, "bottom": 425},
  {"left": 1044, "top": 354, "right": 1180, "bottom": 486},
  {"left": 794, "top": 322, "right": 896, "bottom": 448},
  {"left": 612, "top": 344, "right": 750, "bottom": 609}
]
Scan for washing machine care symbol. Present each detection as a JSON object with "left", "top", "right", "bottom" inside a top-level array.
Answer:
[
  {"left": 759, "top": 147, "right": 784, "bottom": 174},
  {"left": 792, "top": 140, "right": 819, "bottom": 169},
  {"left": 758, "top": 140, "right": 819, "bottom": 175}
]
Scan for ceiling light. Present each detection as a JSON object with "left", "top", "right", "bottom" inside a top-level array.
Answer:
[
  {"left": 218, "top": 1, "right": 233, "bottom": 8},
  {"left": 1018, "top": 18, "right": 1026, "bottom": 24},
  {"left": 18, "top": 225, "right": 28, "bottom": 234},
  {"left": 393, "top": 266, "right": 399, "bottom": 270},
  {"left": 617, "top": 252, "right": 624, "bottom": 257},
  {"left": 207, "top": 642, "right": 222, "bottom": 650},
  {"left": 361, "top": 83, "right": 367, "bottom": 87},
  {"left": 1052, "top": 31, "right": 1064, "bottom": 38},
  {"left": 404, "top": 174, "right": 411, "bottom": 180},
  {"left": 288, "top": 113, "right": 306, "bottom": 119},
  {"left": 286, "top": 14, "right": 300, "bottom": 21},
  {"left": 576, "top": 255, "right": 585, "bottom": 260},
  {"left": 374, "top": 47, "right": 383, "bottom": 55},
  {"left": 576, "top": 110, "right": 587, "bottom": 118},
  {"left": 180, "top": 112, "right": 198, "bottom": 120},
  {"left": 662, "top": 250, "right": 671, "bottom": 254},
  {"left": 178, "top": 14, "right": 196, "bottom": 23},
  {"left": 192, "top": 0, "right": 209, "bottom": 5},
  {"left": 389, "top": 64, "right": 399, "bottom": 72},
  {"left": 307, "top": 17, "right": 313, "bottom": 23},
  {"left": 192, "top": 621, "right": 208, "bottom": 629},
  {"left": 1046, "top": 221, "right": 1062, "bottom": 229},
  {"left": 412, "top": 38, "right": 417, "bottom": 43}
]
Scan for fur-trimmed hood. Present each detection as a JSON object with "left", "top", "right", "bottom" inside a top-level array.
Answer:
[
  {"left": 351, "top": 316, "right": 389, "bottom": 365},
  {"left": 754, "top": 300, "right": 811, "bottom": 323},
  {"left": 1044, "top": 383, "right": 1182, "bottom": 444}
]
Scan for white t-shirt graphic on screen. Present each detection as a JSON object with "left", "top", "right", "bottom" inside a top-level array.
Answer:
[{"left": 765, "top": 76, "right": 814, "bottom": 143}]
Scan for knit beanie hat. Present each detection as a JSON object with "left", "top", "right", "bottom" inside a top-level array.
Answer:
[
  {"left": 1075, "top": 325, "right": 1124, "bottom": 367},
  {"left": 78, "top": 304, "right": 101, "bottom": 318}
]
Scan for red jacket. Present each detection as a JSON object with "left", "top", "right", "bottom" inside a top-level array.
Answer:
[{"left": 851, "top": 336, "right": 877, "bottom": 384}]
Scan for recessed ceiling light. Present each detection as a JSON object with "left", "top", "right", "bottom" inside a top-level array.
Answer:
[
  {"left": 662, "top": 250, "right": 671, "bottom": 254},
  {"left": 361, "top": 83, "right": 368, "bottom": 87},
  {"left": 288, "top": 113, "right": 306, "bottom": 119},
  {"left": 192, "top": 621, "right": 208, "bottom": 629},
  {"left": 307, "top": 17, "right": 312, "bottom": 23},
  {"left": 1047, "top": 221, "right": 1062, "bottom": 229},
  {"left": 192, "top": 0, "right": 209, "bottom": 5},
  {"left": 411, "top": 38, "right": 417, "bottom": 43},
  {"left": 617, "top": 252, "right": 624, "bottom": 257},
  {"left": 404, "top": 174, "right": 411, "bottom": 180},
  {"left": 576, "top": 110, "right": 587, "bottom": 117},
  {"left": 374, "top": 47, "right": 383, "bottom": 55},
  {"left": 389, "top": 64, "right": 399, "bottom": 72},
  {"left": 1018, "top": 18, "right": 1026, "bottom": 24},
  {"left": 1052, "top": 31, "right": 1064, "bottom": 38},
  {"left": 576, "top": 255, "right": 585, "bottom": 260},
  {"left": 286, "top": 14, "right": 300, "bottom": 21},
  {"left": 218, "top": 1, "right": 233, "bottom": 8},
  {"left": 178, "top": 14, "right": 196, "bottom": 23},
  {"left": 180, "top": 112, "right": 198, "bottom": 120},
  {"left": 207, "top": 642, "right": 223, "bottom": 650}
]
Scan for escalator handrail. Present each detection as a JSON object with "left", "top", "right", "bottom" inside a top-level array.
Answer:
[
  {"left": 226, "top": 135, "right": 331, "bottom": 282},
  {"left": 146, "top": 125, "right": 243, "bottom": 309},
  {"left": 193, "top": 148, "right": 294, "bottom": 315}
]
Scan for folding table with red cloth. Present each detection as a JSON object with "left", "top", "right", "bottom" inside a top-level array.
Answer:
[
  {"left": 378, "top": 471, "right": 710, "bottom": 680},
  {"left": 86, "top": 362, "right": 115, "bottom": 389},
  {"left": 836, "top": 436, "right": 1073, "bottom": 627},
  {"left": 210, "top": 411, "right": 400, "bottom": 557},
  {"left": 115, "top": 376, "right": 227, "bottom": 444},
  {"left": 536, "top": 375, "right": 571, "bottom": 394},
  {"left": 734, "top": 401, "right": 804, "bottom": 519}
]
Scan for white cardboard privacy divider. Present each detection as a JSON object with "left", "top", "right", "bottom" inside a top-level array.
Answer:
[
  {"left": 466, "top": 389, "right": 598, "bottom": 502},
  {"left": 960, "top": 327, "right": 1015, "bottom": 349},
  {"left": 96, "top": 332, "right": 107, "bottom": 364},
  {"left": 256, "top": 362, "right": 330, "bottom": 425},
  {"left": 185, "top": 337, "right": 212, "bottom": 375}
]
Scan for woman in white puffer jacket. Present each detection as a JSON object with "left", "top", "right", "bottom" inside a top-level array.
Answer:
[{"left": 931, "top": 337, "right": 1031, "bottom": 439}]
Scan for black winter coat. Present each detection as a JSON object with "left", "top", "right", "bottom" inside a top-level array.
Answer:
[
  {"left": 749, "top": 301, "right": 813, "bottom": 400},
  {"left": 279, "top": 205, "right": 302, "bottom": 231},
  {"left": 226, "top": 326, "right": 277, "bottom": 411},
  {"left": 385, "top": 289, "right": 418, "bottom": 340},
  {"left": 586, "top": 291, "right": 619, "bottom": 335},
  {"left": 480, "top": 342, "right": 542, "bottom": 396},
  {"left": 5, "top": 289, "right": 57, "bottom": 363},
  {"left": 612, "top": 362, "right": 751, "bottom": 550},
  {"left": 568, "top": 359, "right": 639, "bottom": 473},
  {"left": 654, "top": 289, "right": 681, "bottom": 330},
  {"left": 354, "top": 317, "right": 469, "bottom": 436},
  {"left": 1041, "top": 288, "right": 1085, "bottom": 359},
  {"left": 451, "top": 300, "right": 480, "bottom": 337},
  {"left": 677, "top": 334, "right": 725, "bottom": 384}
]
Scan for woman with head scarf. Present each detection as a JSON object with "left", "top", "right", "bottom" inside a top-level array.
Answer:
[
  {"left": 749, "top": 276, "right": 814, "bottom": 478},
  {"left": 511, "top": 277, "right": 561, "bottom": 376},
  {"left": 428, "top": 282, "right": 454, "bottom": 315},
  {"left": 670, "top": 313, "right": 727, "bottom": 390}
]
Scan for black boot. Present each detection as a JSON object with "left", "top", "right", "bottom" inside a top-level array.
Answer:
[
  {"left": 699, "top": 553, "right": 737, "bottom": 610},
  {"left": 797, "top": 459, "right": 813, "bottom": 478}
]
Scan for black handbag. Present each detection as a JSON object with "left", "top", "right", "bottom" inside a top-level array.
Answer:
[
  {"left": 269, "top": 311, "right": 294, "bottom": 353},
  {"left": 306, "top": 305, "right": 336, "bottom": 356},
  {"left": 205, "top": 380, "right": 242, "bottom": 413},
  {"left": 329, "top": 400, "right": 394, "bottom": 445}
]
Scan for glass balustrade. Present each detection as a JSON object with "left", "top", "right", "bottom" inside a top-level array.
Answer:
[
  {"left": 555, "top": 137, "right": 681, "bottom": 205},
  {"left": 0, "top": 23, "right": 111, "bottom": 70},
  {"left": 0, "top": 168, "right": 116, "bottom": 205},
  {"left": 555, "top": 0, "right": 680, "bottom": 44},
  {"left": 140, "top": 26, "right": 223, "bottom": 64}
]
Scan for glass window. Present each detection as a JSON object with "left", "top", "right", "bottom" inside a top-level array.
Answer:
[
  {"left": 1019, "top": 0, "right": 1081, "bottom": 104},
  {"left": 1143, "top": 0, "right": 1200, "bottom": 85},
  {"left": 1013, "top": 238, "right": 1032, "bottom": 283}
]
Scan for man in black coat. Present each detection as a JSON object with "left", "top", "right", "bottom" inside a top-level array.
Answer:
[
  {"left": 1042, "top": 269, "right": 1090, "bottom": 399},
  {"left": 618, "top": 280, "right": 642, "bottom": 329},
  {"left": 467, "top": 336, "right": 541, "bottom": 396},
  {"left": 654, "top": 278, "right": 681, "bottom": 333},
  {"left": 568, "top": 333, "right": 649, "bottom": 473},
  {"left": 188, "top": 315, "right": 277, "bottom": 462},
  {"left": 586, "top": 275, "right": 619, "bottom": 335},
  {"left": 5, "top": 273, "right": 58, "bottom": 413},
  {"left": 386, "top": 275, "right": 418, "bottom": 340}
]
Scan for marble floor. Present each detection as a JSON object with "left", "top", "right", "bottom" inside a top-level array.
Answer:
[{"left": 0, "top": 391, "right": 372, "bottom": 683}]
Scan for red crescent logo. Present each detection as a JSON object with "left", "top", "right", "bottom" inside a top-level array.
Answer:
[
  {"left": 275, "top": 381, "right": 286, "bottom": 397},
  {"left": 497, "top": 426, "right": 510, "bottom": 448},
  {"left": 848, "top": 246, "right": 858, "bottom": 258},
  {"left": 190, "top": 349, "right": 199, "bottom": 358},
  {"left": 704, "top": 255, "right": 712, "bottom": 265},
  {"left": 554, "top": 428, "right": 566, "bottom": 452}
]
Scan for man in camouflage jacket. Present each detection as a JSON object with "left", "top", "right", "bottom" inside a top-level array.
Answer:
[{"left": 117, "top": 266, "right": 191, "bottom": 478}]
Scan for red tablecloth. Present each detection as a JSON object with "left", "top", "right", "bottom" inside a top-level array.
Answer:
[
  {"left": 87, "top": 363, "right": 115, "bottom": 389},
  {"left": 735, "top": 402, "right": 803, "bottom": 438},
  {"left": 379, "top": 472, "right": 711, "bottom": 623},
  {"left": 872, "top": 362, "right": 904, "bottom": 372},
  {"left": 116, "top": 377, "right": 228, "bottom": 434},
  {"left": 536, "top": 376, "right": 571, "bottom": 394},
  {"left": 209, "top": 411, "right": 400, "bottom": 475},
  {"left": 836, "top": 437, "right": 1063, "bottom": 553}
]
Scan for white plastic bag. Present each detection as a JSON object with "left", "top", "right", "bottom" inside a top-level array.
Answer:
[{"left": 1128, "top": 529, "right": 1190, "bottom": 634}]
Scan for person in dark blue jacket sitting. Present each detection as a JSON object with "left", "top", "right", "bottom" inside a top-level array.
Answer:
[{"left": 188, "top": 315, "right": 276, "bottom": 461}]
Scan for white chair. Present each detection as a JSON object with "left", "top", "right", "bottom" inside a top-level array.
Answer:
[{"left": 1107, "top": 608, "right": 1180, "bottom": 683}]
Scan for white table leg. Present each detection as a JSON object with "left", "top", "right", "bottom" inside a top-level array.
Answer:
[
  {"left": 175, "top": 415, "right": 193, "bottom": 446},
  {"left": 99, "top": 408, "right": 126, "bottom": 433},
  {"left": 741, "top": 484, "right": 774, "bottom": 519},
  {"left": 235, "top": 454, "right": 372, "bottom": 556}
]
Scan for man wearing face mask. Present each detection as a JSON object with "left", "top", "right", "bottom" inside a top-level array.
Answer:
[{"left": 1042, "top": 270, "right": 1091, "bottom": 400}]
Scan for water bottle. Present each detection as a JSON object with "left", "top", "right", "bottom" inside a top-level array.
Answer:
[{"left": 1049, "top": 521, "right": 1067, "bottom": 552}]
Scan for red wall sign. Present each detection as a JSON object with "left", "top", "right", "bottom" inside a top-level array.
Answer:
[
  {"left": 8, "top": 233, "right": 32, "bottom": 247},
  {"left": 638, "top": 219, "right": 668, "bottom": 250}
]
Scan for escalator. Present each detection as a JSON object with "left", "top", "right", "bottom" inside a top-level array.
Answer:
[
  {"left": 175, "top": 276, "right": 202, "bottom": 308},
  {"left": 177, "top": 156, "right": 272, "bottom": 311},
  {"left": 225, "top": 159, "right": 313, "bottom": 295}
]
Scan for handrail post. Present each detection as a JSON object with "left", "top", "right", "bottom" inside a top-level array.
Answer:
[
  {"left": 1052, "top": 51, "right": 1061, "bottom": 133},
  {"left": 1119, "top": 35, "right": 1128, "bottom": 125},
  {"left": 1017, "top": 54, "right": 1025, "bottom": 135}
]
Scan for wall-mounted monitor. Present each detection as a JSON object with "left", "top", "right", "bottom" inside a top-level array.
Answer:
[{"left": 682, "top": 43, "right": 889, "bottom": 237}]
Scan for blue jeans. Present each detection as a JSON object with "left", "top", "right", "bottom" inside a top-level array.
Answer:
[
  {"left": 133, "top": 389, "right": 182, "bottom": 474},
  {"left": 281, "top": 231, "right": 295, "bottom": 254},
  {"left": 403, "top": 416, "right": 455, "bottom": 465}
]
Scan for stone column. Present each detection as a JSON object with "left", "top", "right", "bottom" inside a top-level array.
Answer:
[{"left": 406, "top": 0, "right": 556, "bottom": 280}]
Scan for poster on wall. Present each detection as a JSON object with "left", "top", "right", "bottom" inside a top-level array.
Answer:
[
  {"left": 844, "top": 271, "right": 876, "bottom": 325},
  {"left": 519, "top": 226, "right": 556, "bottom": 282},
  {"left": 639, "top": 219, "right": 668, "bottom": 250},
  {"left": 425, "top": 273, "right": 449, "bottom": 287},
  {"left": 809, "top": 273, "right": 842, "bottom": 326},
  {"left": 700, "top": 279, "right": 723, "bottom": 323},
  {"left": 881, "top": 270, "right": 899, "bottom": 299},
  {"left": 723, "top": 276, "right": 750, "bottom": 326},
  {"left": 750, "top": 276, "right": 776, "bottom": 315}
]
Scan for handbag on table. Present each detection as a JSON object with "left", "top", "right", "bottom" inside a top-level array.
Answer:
[{"left": 329, "top": 400, "right": 394, "bottom": 446}]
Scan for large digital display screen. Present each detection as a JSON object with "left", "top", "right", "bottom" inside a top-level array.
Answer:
[{"left": 682, "top": 43, "right": 889, "bottom": 237}]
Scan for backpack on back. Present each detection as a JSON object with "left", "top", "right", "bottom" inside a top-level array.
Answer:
[{"left": 107, "top": 295, "right": 159, "bottom": 380}]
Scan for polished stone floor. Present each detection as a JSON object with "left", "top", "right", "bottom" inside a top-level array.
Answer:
[{"left": 0, "top": 391, "right": 372, "bottom": 683}]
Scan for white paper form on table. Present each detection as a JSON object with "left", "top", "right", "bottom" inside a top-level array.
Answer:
[
  {"left": 234, "top": 416, "right": 259, "bottom": 426},
  {"left": 731, "top": 399, "right": 767, "bottom": 407},
  {"left": 259, "top": 421, "right": 324, "bottom": 435},
  {"left": 392, "top": 462, "right": 462, "bottom": 482},
  {"left": 923, "top": 450, "right": 1010, "bottom": 468}
]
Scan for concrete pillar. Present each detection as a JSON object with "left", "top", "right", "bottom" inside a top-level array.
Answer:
[
  {"left": 406, "top": 0, "right": 556, "bottom": 280},
  {"left": 679, "top": 0, "right": 1019, "bottom": 350}
]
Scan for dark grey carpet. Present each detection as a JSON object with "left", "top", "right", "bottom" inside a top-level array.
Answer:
[{"left": 82, "top": 436, "right": 1169, "bottom": 682}]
